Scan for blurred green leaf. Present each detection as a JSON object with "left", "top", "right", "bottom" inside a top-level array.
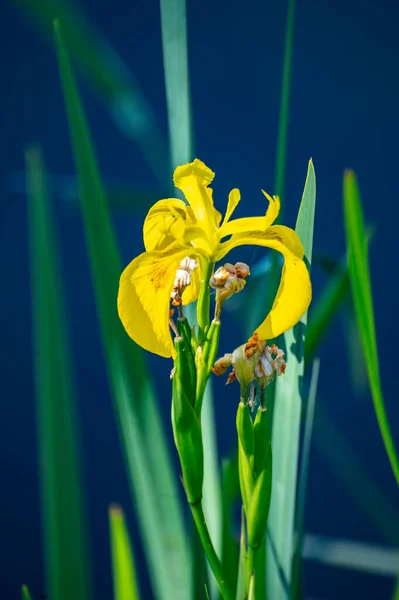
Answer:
[
  {"left": 267, "top": 159, "right": 316, "bottom": 599},
  {"left": 302, "top": 534, "right": 399, "bottom": 576},
  {"left": 26, "top": 147, "right": 92, "bottom": 600},
  {"left": 54, "top": 21, "right": 191, "bottom": 600},
  {"left": 221, "top": 454, "right": 240, "bottom": 596},
  {"left": 392, "top": 576, "right": 399, "bottom": 600},
  {"left": 11, "top": 0, "right": 168, "bottom": 182},
  {"left": 305, "top": 259, "right": 349, "bottom": 361},
  {"left": 21, "top": 585, "right": 33, "bottom": 600},
  {"left": 236, "top": 509, "right": 247, "bottom": 600},
  {"left": 343, "top": 171, "right": 399, "bottom": 485},
  {"left": 160, "top": 0, "right": 193, "bottom": 172},
  {"left": 291, "top": 359, "right": 320, "bottom": 599},
  {"left": 109, "top": 505, "right": 141, "bottom": 600}
]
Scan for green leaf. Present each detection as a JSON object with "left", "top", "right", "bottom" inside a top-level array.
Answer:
[
  {"left": 26, "top": 147, "right": 92, "bottom": 600},
  {"left": 291, "top": 359, "right": 320, "bottom": 599},
  {"left": 236, "top": 508, "right": 247, "bottom": 600},
  {"left": 221, "top": 454, "right": 240, "bottom": 596},
  {"left": 160, "top": 0, "right": 193, "bottom": 171},
  {"left": 109, "top": 505, "right": 141, "bottom": 600},
  {"left": 305, "top": 258, "right": 349, "bottom": 361},
  {"left": 11, "top": 0, "right": 168, "bottom": 182},
  {"left": 54, "top": 21, "right": 191, "bottom": 600},
  {"left": 21, "top": 585, "right": 33, "bottom": 600},
  {"left": 267, "top": 159, "right": 316, "bottom": 599},
  {"left": 343, "top": 170, "right": 399, "bottom": 485},
  {"left": 303, "top": 534, "right": 399, "bottom": 576}
]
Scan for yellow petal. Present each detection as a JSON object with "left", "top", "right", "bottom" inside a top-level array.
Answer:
[
  {"left": 218, "top": 192, "right": 280, "bottom": 239},
  {"left": 215, "top": 225, "right": 311, "bottom": 339},
  {"left": 256, "top": 256, "right": 311, "bottom": 339},
  {"left": 143, "top": 198, "right": 187, "bottom": 251},
  {"left": 173, "top": 159, "right": 220, "bottom": 229},
  {"left": 223, "top": 188, "right": 241, "bottom": 224},
  {"left": 117, "top": 246, "right": 198, "bottom": 358}
]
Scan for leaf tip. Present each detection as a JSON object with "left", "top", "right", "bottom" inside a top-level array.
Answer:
[{"left": 109, "top": 503, "right": 124, "bottom": 518}]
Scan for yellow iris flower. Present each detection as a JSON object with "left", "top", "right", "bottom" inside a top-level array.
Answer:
[{"left": 118, "top": 159, "right": 311, "bottom": 358}]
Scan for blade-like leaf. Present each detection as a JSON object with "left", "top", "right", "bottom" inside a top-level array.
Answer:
[
  {"left": 267, "top": 159, "right": 316, "bottom": 599},
  {"left": 11, "top": 0, "right": 168, "bottom": 182},
  {"left": 109, "top": 505, "right": 141, "bottom": 600},
  {"left": 26, "top": 147, "right": 92, "bottom": 600},
  {"left": 343, "top": 171, "right": 399, "bottom": 485},
  {"left": 221, "top": 454, "right": 240, "bottom": 596},
  {"left": 291, "top": 359, "right": 320, "bottom": 599},
  {"left": 54, "top": 21, "right": 191, "bottom": 600},
  {"left": 21, "top": 586, "right": 33, "bottom": 600},
  {"left": 160, "top": 0, "right": 193, "bottom": 171},
  {"left": 236, "top": 509, "right": 247, "bottom": 600}
]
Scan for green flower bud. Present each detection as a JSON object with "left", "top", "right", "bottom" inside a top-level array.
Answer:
[
  {"left": 172, "top": 337, "right": 203, "bottom": 504},
  {"left": 174, "top": 332, "right": 196, "bottom": 407},
  {"left": 195, "top": 319, "right": 221, "bottom": 414},
  {"left": 254, "top": 407, "right": 269, "bottom": 476}
]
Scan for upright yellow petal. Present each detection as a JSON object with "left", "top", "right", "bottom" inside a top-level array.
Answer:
[
  {"left": 218, "top": 192, "right": 280, "bottom": 240},
  {"left": 223, "top": 188, "right": 241, "bottom": 224},
  {"left": 173, "top": 159, "right": 220, "bottom": 229},
  {"left": 118, "top": 245, "right": 199, "bottom": 358},
  {"left": 143, "top": 198, "right": 188, "bottom": 251},
  {"left": 215, "top": 225, "right": 311, "bottom": 339}
]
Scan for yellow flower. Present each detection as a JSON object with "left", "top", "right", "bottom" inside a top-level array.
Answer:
[{"left": 118, "top": 159, "right": 311, "bottom": 358}]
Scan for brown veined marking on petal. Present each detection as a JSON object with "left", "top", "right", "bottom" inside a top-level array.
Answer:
[{"left": 150, "top": 261, "right": 169, "bottom": 291}]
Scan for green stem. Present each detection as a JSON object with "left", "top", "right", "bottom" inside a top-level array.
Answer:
[
  {"left": 246, "top": 546, "right": 256, "bottom": 596},
  {"left": 190, "top": 502, "right": 234, "bottom": 600},
  {"left": 196, "top": 259, "right": 214, "bottom": 332}
]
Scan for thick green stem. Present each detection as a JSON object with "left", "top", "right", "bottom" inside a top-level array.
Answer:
[
  {"left": 196, "top": 259, "right": 214, "bottom": 332},
  {"left": 246, "top": 546, "right": 256, "bottom": 596},
  {"left": 190, "top": 502, "right": 234, "bottom": 600}
]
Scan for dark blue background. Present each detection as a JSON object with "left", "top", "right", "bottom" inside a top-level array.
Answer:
[{"left": 1, "top": 0, "right": 398, "bottom": 597}]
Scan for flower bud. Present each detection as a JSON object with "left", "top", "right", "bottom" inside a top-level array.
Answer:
[{"left": 172, "top": 337, "right": 203, "bottom": 504}]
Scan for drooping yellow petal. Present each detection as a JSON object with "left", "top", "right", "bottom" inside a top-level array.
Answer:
[
  {"left": 173, "top": 159, "right": 220, "bottom": 230},
  {"left": 218, "top": 191, "right": 280, "bottom": 240},
  {"left": 117, "top": 245, "right": 199, "bottom": 358},
  {"left": 223, "top": 188, "right": 241, "bottom": 224},
  {"left": 143, "top": 198, "right": 187, "bottom": 251},
  {"left": 215, "top": 225, "right": 311, "bottom": 339}
]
